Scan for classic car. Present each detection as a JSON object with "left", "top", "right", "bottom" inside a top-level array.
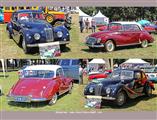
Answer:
[
  {"left": 84, "top": 69, "right": 155, "bottom": 106},
  {"left": 141, "top": 66, "right": 157, "bottom": 83},
  {"left": 6, "top": 10, "right": 70, "bottom": 53},
  {"left": 7, "top": 65, "right": 73, "bottom": 105},
  {"left": 0, "top": 7, "right": 4, "bottom": 22},
  {"left": 88, "top": 70, "right": 112, "bottom": 81},
  {"left": 85, "top": 22, "right": 154, "bottom": 52}
]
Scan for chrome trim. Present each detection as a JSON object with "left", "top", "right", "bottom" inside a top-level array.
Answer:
[
  {"left": 86, "top": 43, "right": 104, "bottom": 48},
  {"left": 26, "top": 41, "right": 70, "bottom": 47},
  {"left": 86, "top": 95, "right": 116, "bottom": 100},
  {"left": 116, "top": 43, "right": 141, "bottom": 47}
]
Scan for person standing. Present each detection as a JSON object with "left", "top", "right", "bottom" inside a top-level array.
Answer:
[
  {"left": 85, "top": 18, "right": 90, "bottom": 33},
  {"left": 91, "top": 18, "right": 96, "bottom": 33},
  {"left": 79, "top": 18, "right": 84, "bottom": 33}
]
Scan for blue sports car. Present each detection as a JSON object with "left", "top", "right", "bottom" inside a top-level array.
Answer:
[{"left": 6, "top": 10, "right": 70, "bottom": 53}]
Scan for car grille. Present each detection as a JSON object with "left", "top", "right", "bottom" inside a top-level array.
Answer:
[
  {"left": 44, "top": 28, "right": 54, "bottom": 42},
  {"left": 86, "top": 37, "right": 97, "bottom": 45},
  {"left": 95, "top": 84, "right": 102, "bottom": 96}
]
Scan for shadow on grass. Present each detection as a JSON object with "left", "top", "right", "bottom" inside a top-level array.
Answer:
[
  {"left": 101, "top": 94, "right": 157, "bottom": 109},
  {"left": 7, "top": 92, "right": 70, "bottom": 108},
  {"left": 82, "top": 44, "right": 153, "bottom": 53}
]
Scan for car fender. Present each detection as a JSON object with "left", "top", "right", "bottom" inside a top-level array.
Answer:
[
  {"left": 6, "top": 22, "right": 13, "bottom": 34},
  {"left": 140, "top": 31, "right": 154, "bottom": 42}
]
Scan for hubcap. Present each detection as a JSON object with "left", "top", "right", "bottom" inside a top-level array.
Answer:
[
  {"left": 49, "top": 94, "right": 57, "bottom": 105},
  {"left": 142, "top": 40, "right": 148, "bottom": 47},
  {"left": 107, "top": 41, "right": 114, "bottom": 51},
  {"left": 117, "top": 92, "right": 125, "bottom": 105}
]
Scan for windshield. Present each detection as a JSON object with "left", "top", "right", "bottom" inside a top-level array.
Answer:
[
  {"left": 110, "top": 70, "right": 134, "bottom": 80},
  {"left": 18, "top": 12, "right": 45, "bottom": 21},
  {"left": 142, "top": 67, "right": 157, "bottom": 73},
  {"left": 22, "top": 70, "right": 54, "bottom": 79},
  {"left": 108, "top": 23, "right": 122, "bottom": 31}
]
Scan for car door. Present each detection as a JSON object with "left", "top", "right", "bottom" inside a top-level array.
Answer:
[
  {"left": 11, "top": 12, "right": 21, "bottom": 42},
  {"left": 121, "top": 24, "right": 141, "bottom": 45},
  {"left": 133, "top": 71, "right": 145, "bottom": 94}
]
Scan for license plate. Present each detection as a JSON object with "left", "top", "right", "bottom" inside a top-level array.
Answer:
[{"left": 14, "top": 96, "right": 30, "bottom": 102}]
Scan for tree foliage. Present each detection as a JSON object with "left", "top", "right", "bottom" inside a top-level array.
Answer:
[{"left": 80, "top": 7, "right": 157, "bottom": 21}]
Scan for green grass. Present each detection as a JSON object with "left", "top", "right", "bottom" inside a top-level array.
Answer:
[
  {"left": 0, "top": 71, "right": 157, "bottom": 111},
  {"left": 1, "top": 14, "right": 157, "bottom": 58}
]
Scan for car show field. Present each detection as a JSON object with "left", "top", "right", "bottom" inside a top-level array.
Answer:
[{"left": 0, "top": 71, "right": 157, "bottom": 111}]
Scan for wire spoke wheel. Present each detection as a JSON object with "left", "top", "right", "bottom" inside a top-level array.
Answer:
[
  {"left": 105, "top": 40, "right": 115, "bottom": 52},
  {"left": 141, "top": 40, "right": 148, "bottom": 48},
  {"left": 49, "top": 93, "right": 58, "bottom": 105}
]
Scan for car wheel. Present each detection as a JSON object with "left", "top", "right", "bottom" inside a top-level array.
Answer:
[
  {"left": 145, "top": 85, "right": 152, "bottom": 97},
  {"left": 22, "top": 38, "right": 30, "bottom": 54},
  {"left": 60, "top": 44, "right": 66, "bottom": 49},
  {"left": 105, "top": 40, "right": 115, "bottom": 52},
  {"left": 49, "top": 93, "right": 58, "bottom": 105},
  {"left": 68, "top": 82, "right": 73, "bottom": 94},
  {"left": 141, "top": 40, "right": 148, "bottom": 48},
  {"left": 115, "top": 91, "right": 126, "bottom": 107},
  {"left": 45, "top": 14, "right": 54, "bottom": 23}
]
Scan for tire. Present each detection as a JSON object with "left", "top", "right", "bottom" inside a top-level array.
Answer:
[
  {"left": 145, "top": 85, "right": 152, "bottom": 97},
  {"left": 104, "top": 40, "right": 115, "bottom": 52},
  {"left": 68, "top": 82, "right": 73, "bottom": 94},
  {"left": 60, "top": 44, "right": 66, "bottom": 49},
  {"left": 115, "top": 91, "right": 126, "bottom": 107},
  {"left": 22, "top": 36, "right": 30, "bottom": 54},
  {"left": 45, "top": 14, "right": 55, "bottom": 23},
  {"left": 141, "top": 40, "right": 148, "bottom": 48},
  {"left": 49, "top": 93, "right": 58, "bottom": 105}
]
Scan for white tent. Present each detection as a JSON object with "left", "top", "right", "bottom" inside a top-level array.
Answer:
[
  {"left": 93, "top": 11, "right": 109, "bottom": 25},
  {"left": 79, "top": 8, "right": 92, "bottom": 27},
  {"left": 121, "top": 59, "right": 150, "bottom": 68},
  {"left": 88, "top": 59, "right": 106, "bottom": 73}
]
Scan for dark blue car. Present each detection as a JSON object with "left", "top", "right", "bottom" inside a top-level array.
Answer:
[
  {"left": 84, "top": 69, "right": 155, "bottom": 107},
  {"left": 6, "top": 10, "right": 70, "bottom": 53}
]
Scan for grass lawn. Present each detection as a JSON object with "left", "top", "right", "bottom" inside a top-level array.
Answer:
[
  {"left": 0, "top": 71, "right": 157, "bottom": 112},
  {"left": 1, "top": 14, "right": 157, "bottom": 58}
]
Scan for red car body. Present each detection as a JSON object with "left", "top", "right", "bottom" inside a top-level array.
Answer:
[
  {"left": 7, "top": 65, "right": 73, "bottom": 104},
  {"left": 86, "top": 22, "right": 154, "bottom": 52}
]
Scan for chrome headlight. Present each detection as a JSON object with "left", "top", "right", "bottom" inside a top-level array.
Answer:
[
  {"left": 97, "top": 38, "right": 101, "bottom": 43},
  {"left": 106, "top": 87, "right": 111, "bottom": 94},
  {"left": 57, "top": 31, "right": 63, "bottom": 38},
  {"left": 34, "top": 33, "right": 41, "bottom": 40},
  {"left": 89, "top": 87, "right": 94, "bottom": 93}
]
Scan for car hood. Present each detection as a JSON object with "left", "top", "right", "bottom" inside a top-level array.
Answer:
[
  {"left": 11, "top": 78, "right": 55, "bottom": 96},
  {"left": 19, "top": 19, "right": 52, "bottom": 29},
  {"left": 89, "top": 30, "right": 116, "bottom": 38}
]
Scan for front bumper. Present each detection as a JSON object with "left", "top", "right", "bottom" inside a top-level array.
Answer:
[
  {"left": 27, "top": 41, "right": 70, "bottom": 47},
  {"left": 85, "top": 95, "right": 116, "bottom": 100},
  {"left": 86, "top": 43, "right": 104, "bottom": 48},
  {"left": 7, "top": 95, "right": 47, "bottom": 103}
]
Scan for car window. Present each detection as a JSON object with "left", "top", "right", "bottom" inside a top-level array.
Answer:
[
  {"left": 71, "top": 60, "right": 79, "bottom": 65},
  {"left": 12, "top": 13, "right": 18, "bottom": 21},
  {"left": 108, "top": 23, "right": 122, "bottom": 31},
  {"left": 60, "top": 59, "right": 71, "bottom": 66},
  {"left": 124, "top": 24, "right": 141, "bottom": 31},
  {"left": 56, "top": 68, "right": 64, "bottom": 77}
]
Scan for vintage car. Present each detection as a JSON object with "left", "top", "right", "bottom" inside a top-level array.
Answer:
[
  {"left": 0, "top": 7, "right": 4, "bottom": 22},
  {"left": 141, "top": 66, "right": 157, "bottom": 83},
  {"left": 6, "top": 10, "right": 70, "bottom": 53},
  {"left": 88, "top": 70, "right": 112, "bottom": 81},
  {"left": 7, "top": 65, "right": 73, "bottom": 105},
  {"left": 85, "top": 22, "right": 154, "bottom": 52},
  {"left": 84, "top": 69, "right": 155, "bottom": 106}
]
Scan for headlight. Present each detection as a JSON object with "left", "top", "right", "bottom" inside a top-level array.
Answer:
[
  {"left": 106, "top": 87, "right": 111, "bottom": 94},
  {"left": 34, "top": 33, "right": 41, "bottom": 40},
  {"left": 89, "top": 87, "right": 94, "bottom": 93},
  {"left": 97, "top": 38, "right": 101, "bottom": 43},
  {"left": 57, "top": 31, "right": 63, "bottom": 38}
]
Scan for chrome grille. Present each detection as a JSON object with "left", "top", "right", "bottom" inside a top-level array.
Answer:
[
  {"left": 44, "top": 28, "right": 54, "bottom": 42},
  {"left": 86, "top": 37, "right": 97, "bottom": 45},
  {"left": 95, "top": 84, "right": 102, "bottom": 96}
]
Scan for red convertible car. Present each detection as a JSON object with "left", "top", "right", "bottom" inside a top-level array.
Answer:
[
  {"left": 85, "top": 22, "right": 154, "bottom": 52},
  {"left": 7, "top": 65, "right": 73, "bottom": 105}
]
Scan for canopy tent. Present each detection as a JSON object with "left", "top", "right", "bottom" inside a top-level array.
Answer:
[
  {"left": 120, "top": 59, "right": 150, "bottom": 69},
  {"left": 93, "top": 11, "right": 109, "bottom": 25},
  {"left": 88, "top": 59, "right": 106, "bottom": 73},
  {"left": 79, "top": 8, "right": 92, "bottom": 27}
]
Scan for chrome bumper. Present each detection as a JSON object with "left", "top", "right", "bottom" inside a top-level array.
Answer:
[
  {"left": 27, "top": 41, "right": 70, "bottom": 47},
  {"left": 7, "top": 95, "right": 47, "bottom": 103},
  {"left": 86, "top": 43, "right": 104, "bottom": 48},
  {"left": 86, "top": 95, "right": 116, "bottom": 100}
]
